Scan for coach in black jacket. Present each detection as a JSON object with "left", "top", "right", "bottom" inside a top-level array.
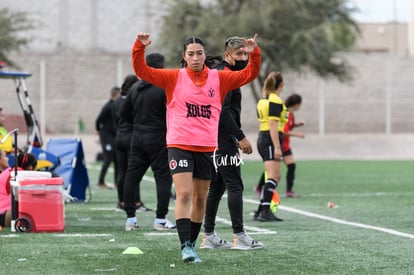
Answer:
[
  {"left": 201, "top": 37, "right": 263, "bottom": 250},
  {"left": 120, "top": 53, "right": 175, "bottom": 231},
  {"left": 112, "top": 74, "right": 140, "bottom": 209}
]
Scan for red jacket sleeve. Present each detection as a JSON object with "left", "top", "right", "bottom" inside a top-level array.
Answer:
[{"left": 132, "top": 40, "right": 178, "bottom": 102}]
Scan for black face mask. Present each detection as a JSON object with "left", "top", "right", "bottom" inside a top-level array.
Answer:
[{"left": 229, "top": 60, "right": 248, "bottom": 71}]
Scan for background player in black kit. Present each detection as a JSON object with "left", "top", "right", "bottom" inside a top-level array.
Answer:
[
  {"left": 112, "top": 74, "right": 150, "bottom": 210},
  {"left": 95, "top": 87, "right": 120, "bottom": 189},
  {"left": 201, "top": 36, "right": 264, "bottom": 250}
]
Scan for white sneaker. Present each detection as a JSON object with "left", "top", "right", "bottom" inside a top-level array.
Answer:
[
  {"left": 153, "top": 219, "right": 176, "bottom": 230},
  {"left": 231, "top": 233, "right": 264, "bottom": 250},
  {"left": 200, "top": 232, "right": 231, "bottom": 249},
  {"left": 125, "top": 222, "right": 139, "bottom": 231}
]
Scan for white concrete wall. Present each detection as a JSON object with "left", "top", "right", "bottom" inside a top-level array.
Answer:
[
  {"left": 0, "top": 0, "right": 166, "bottom": 53},
  {"left": 1, "top": 1, "right": 414, "bottom": 135}
]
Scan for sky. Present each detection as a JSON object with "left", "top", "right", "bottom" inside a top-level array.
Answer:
[{"left": 351, "top": 0, "right": 412, "bottom": 22}]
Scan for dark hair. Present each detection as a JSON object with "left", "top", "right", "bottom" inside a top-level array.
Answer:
[
  {"left": 262, "top": 71, "right": 283, "bottom": 97},
  {"left": 181, "top": 37, "right": 206, "bottom": 68},
  {"left": 146, "top": 53, "right": 165, "bottom": 69},
  {"left": 17, "top": 152, "right": 37, "bottom": 170},
  {"left": 285, "top": 94, "right": 302, "bottom": 108},
  {"left": 121, "top": 75, "right": 138, "bottom": 95},
  {"left": 110, "top": 86, "right": 121, "bottom": 97},
  {"left": 204, "top": 55, "right": 223, "bottom": 69},
  {"left": 183, "top": 37, "right": 206, "bottom": 51}
]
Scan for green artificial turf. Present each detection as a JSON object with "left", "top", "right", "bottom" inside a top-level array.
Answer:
[{"left": 1, "top": 160, "right": 413, "bottom": 275}]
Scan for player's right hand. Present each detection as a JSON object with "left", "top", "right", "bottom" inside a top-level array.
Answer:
[{"left": 136, "top": 32, "right": 152, "bottom": 46}]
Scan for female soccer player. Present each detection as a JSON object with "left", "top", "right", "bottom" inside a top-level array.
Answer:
[
  {"left": 131, "top": 32, "right": 261, "bottom": 263},
  {"left": 256, "top": 72, "right": 288, "bottom": 222}
]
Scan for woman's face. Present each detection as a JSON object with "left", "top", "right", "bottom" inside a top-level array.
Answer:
[
  {"left": 290, "top": 103, "right": 302, "bottom": 112},
  {"left": 183, "top": 43, "right": 206, "bottom": 72}
]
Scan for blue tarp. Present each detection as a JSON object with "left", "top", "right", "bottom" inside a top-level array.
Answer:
[
  {"left": 0, "top": 71, "right": 32, "bottom": 79},
  {"left": 46, "top": 138, "right": 90, "bottom": 202}
]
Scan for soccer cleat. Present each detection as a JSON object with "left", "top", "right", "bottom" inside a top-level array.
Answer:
[
  {"left": 274, "top": 215, "right": 283, "bottom": 221},
  {"left": 191, "top": 242, "right": 202, "bottom": 263},
  {"left": 200, "top": 232, "right": 231, "bottom": 249},
  {"left": 257, "top": 209, "right": 283, "bottom": 222},
  {"left": 153, "top": 219, "right": 176, "bottom": 231},
  {"left": 125, "top": 221, "right": 139, "bottom": 231},
  {"left": 231, "top": 233, "right": 264, "bottom": 250},
  {"left": 181, "top": 242, "right": 196, "bottom": 263}
]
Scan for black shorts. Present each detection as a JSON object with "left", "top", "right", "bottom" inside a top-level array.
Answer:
[
  {"left": 257, "top": 131, "right": 284, "bottom": 161},
  {"left": 0, "top": 211, "right": 6, "bottom": 227},
  {"left": 168, "top": 148, "right": 214, "bottom": 180},
  {"left": 282, "top": 148, "right": 292, "bottom": 157}
]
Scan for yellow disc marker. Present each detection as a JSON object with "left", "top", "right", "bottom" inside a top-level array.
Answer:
[{"left": 122, "top": 247, "right": 144, "bottom": 255}]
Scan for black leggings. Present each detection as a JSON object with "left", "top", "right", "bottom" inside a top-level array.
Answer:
[
  {"left": 123, "top": 133, "right": 172, "bottom": 219},
  {"left": 204, "top": 137, "right": 244, "bottom": 234},
  {"left": 98, "top": 139, "right": 117, "bottom": 184}
]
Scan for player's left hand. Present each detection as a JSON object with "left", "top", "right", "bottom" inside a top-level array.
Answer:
[
  {"left": 241, "top": 34, "right": 258, "bottom": 53},
  {"left": 238, "top": 137, "right": 253, "bottom": 154}
]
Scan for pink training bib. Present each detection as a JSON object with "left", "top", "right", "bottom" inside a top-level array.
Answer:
[{"left": 166, "top": 68, "right": 221, "bottom": 147}]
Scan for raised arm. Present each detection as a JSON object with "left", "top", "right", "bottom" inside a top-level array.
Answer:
[
  {"left": 132, "top": 32, "right": 178, "bottom": 90},
  {"left": 218, "top": 34, "right": 261, "bottom": 97},
  {"left": 240, "top": 34, "right": 259, "bottom": 54}
]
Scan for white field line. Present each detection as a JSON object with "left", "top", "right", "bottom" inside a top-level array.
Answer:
[
  {"left": 214, "top": 216, "right": 277, "bottom": 235},
  {"left": 0, "top": 234, "right": 19, "bottom": 238},
  {"left": 145, "top": 216, "right": 277, "bottom": 237},
  {"left": 0, "top": 233, "right": 113, "bottom": 238},
  {"left": 87, "top": 164, "right": 155, "bottom": 184},
  {"left": 145, "top": 232, "right": 177, "bottom": 236},
  {"left": 54, "top": 233, "right": 113, "bottom": 237},
  {"left": 86, "top": 166, "right": 413, "bottom": 239},
  {"left": 242, "top": 197, "right": 414, "bottom": 240},
  {"left": 90, "top": 207, "right": 119, "bottom": 211},
  {"left": 143, "top": 175, "right": 155, "bottom": 183},
  {"left": 306, "top": 192, "right": 414, "bottom": 197},
  {"left": 87, "top": 165, "right": 154, "bottom": 188}
]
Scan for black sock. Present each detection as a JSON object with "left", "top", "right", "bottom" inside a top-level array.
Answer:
[
  {"left": 190, "top": 221, "right": 202, "bottom": 244},
  {"left": 257, "top": 172, "right": 265, "bottom": 190},
  {"left": 176, "top": 218, "right": 191, "bottom": 249},
  {"left": 286, "top": 163, "right": 296, "bottom": 192},
  {"left": 261, "top": 178, "right": 278, "bottom": 210}
]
